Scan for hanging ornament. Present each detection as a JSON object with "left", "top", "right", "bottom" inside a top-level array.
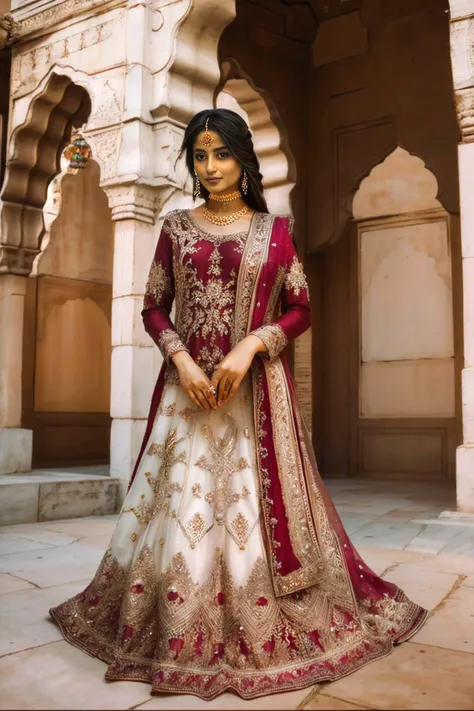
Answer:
[{"left": 64, "top": 134, "right": 92, "bottom": 169}]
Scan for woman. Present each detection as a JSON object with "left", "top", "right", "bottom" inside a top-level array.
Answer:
[{"left": 50, "top": 109, "right": 428, "bottom": 700}]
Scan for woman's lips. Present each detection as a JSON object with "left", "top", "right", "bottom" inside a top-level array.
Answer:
[{"left": 206, "top": 177, "right": 222, "bottom": 184}]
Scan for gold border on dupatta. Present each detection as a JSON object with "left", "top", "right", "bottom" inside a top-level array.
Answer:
[
  {"left": 263, "top": 358, "right": 325, "bottom": 596},
  {"left": 291, "top": 395, "right": 358, "bottom": 612},
  {"left": 233, "top": 213, "right": 275, "bottom": 345}
]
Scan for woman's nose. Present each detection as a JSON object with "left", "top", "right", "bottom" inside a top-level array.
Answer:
[{"left": 206, "top": 157, "right": 217, "bottom": 173}]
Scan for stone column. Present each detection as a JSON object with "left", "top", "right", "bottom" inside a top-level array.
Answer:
[
  {"left": 449, "top": 1, "right": 474, "bottom": 512},
  {"left": 455, "top": 141, "right": 474, "bottom": 512},
  {"left": 99, "top": 0, "right": 234, "bottom": 501},
  {"left": 104, "top": 184, "right": 166, "bottom": 501},
  {"left": 0, "top": 274, "right": 32, "bottom": 475}
]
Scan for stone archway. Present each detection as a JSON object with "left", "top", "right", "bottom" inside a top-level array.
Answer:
[
  {"left": 214, "top": 60, "right": 313, "bottom": 429},
  {"left": 0, "top": 70, "right": 91, "bottom": 475},
  {"left": 319, "top": 145, "right": 461, "bottom": 482},
  {"left": 0, "top": 71, "right": 91, "bottom": 275},
  {"left": 24, "top": 157, "right": 114, "bottom": 468},
  {"left": 215, "top": 59, "right": 296, "bottom": 215}
]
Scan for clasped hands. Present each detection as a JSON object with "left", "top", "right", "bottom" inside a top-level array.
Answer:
[{"left": 171, "top": 335, "right": 266, "bottom": 411}]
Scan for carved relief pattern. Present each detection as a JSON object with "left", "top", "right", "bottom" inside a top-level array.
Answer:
[
  {"left": 89, "top": 127, "right": 121, "bottom": 181},
  {"left": 88, "top": 81, "right": 122, "bottom": 129},
  {"left": 13, "top": 0, "right": 114, "bottom": 37},
  {"left": 456, "top": 87, "right": 474, "bottom": 142},
  {"left": 468, "top": 18, "right": 474, "bottom": 81},
  {"left": 452, "top": 19, "right": 474, "bottom": 142},
  {"left": 11, "top": 20, "right": 115, "bottom": 96}
]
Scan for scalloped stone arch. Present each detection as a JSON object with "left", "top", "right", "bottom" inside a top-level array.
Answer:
[
  {"left": 0, "top": 69, "right": 91, "bottom": 276},
  {"left": 215, "top": 59, "right": 296, "bottom": 216},
  {"left": 353, "top": 146, "right": 442, "bottom": 220},
  {"left": 153, "top": 0, "right": 236, "bottom": 123}
]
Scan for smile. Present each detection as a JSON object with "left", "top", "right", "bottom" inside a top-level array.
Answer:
[{"left": 206, "top": 177, "right": 222, "bottom": 183}]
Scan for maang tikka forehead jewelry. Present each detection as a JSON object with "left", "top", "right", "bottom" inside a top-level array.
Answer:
[{"left": 202, "top": 117, "right": 213, "bottom": 146}]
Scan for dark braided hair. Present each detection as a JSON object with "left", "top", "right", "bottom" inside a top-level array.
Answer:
[{"left": 180, "top": 108, "right": 269, "bottom": 214}]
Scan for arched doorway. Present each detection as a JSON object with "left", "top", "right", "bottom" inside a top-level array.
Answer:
[
  {"left": 317, "top": 147, "right": 462, "bottom": 481},
  {"left": 0, "top": 71, "right": 115, "bottom": 470},
  {"left": 214, "top": 60, "right": 313, "bottom": 428},
  {"left": 215, "top": 60, "right": 295, "bottom": 215},
  {"left": 24, "top": 157, "right": 113, "bottom": 468}
]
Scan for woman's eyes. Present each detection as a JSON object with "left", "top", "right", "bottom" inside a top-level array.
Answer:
[{"left": 195, "top": 152, "right": 230, "bottom": 161}]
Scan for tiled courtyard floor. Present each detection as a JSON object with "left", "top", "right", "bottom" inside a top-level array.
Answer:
[{"left": 1, "top": 478, "right": 473, "bottom": 710}]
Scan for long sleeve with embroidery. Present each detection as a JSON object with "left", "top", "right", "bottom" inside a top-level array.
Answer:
[
  {"left": 142, "top": 217, "right": 189, "bottom": 362},
  {"left": 250, "top": 218, "right": 311, "bottom": 360}
]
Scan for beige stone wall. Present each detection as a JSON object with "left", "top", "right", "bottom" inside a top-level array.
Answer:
[
  {"left": 36, "top": 161, "right": 113, "bottom": 284},
  {"left": 306, "top": 1, "right": 461, "bottom": 479},
  {"left": 448, "top": 0, "right": 474, "bottom": 510},
  {"left": 307, "top": 0, "right": 459, "bottom": 253},
  {"left": 359, "top": 219, "right": 455, "bottom": 419},
  {"left": 354, "top": 148, "right": 455, "bottom": 421},
  {"left": 30, "top": 159, "right": 113, "bottom": 416}
]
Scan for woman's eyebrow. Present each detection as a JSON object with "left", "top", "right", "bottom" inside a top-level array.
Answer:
[{"left": 193, "top": 146, "right": 227, "bottom": 153}]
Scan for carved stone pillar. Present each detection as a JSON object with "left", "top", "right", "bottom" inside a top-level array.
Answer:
[
  {"left": 0, "top": 273, "right": 32, "bottom": 475},
  {"left": 0, "top": 0, "right": 235, "bottom": 487},
  {"left": 104, "top": 183, "right": 165, "bottom": 501},
  {"left": 449, "top": 1, "right": 474, "bottom": 512}
]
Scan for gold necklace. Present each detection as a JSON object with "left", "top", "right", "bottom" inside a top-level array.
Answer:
[
  {"left": 208, "top": 190, "right": 242, "bottom": 204},
  {"left": 201, "top": 204, "right": 249, "bottom": 226}
]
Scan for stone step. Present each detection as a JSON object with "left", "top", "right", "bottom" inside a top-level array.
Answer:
[{"left": 0, "top": 468, "right": 120, "bottom": 525}]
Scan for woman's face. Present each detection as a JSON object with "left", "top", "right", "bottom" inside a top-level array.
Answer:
[{"left": 193, "top": 129, "right": 242, "bottom": 196}]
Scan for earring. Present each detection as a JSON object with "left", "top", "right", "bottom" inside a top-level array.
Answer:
[
  {"left": 241, "top": 170, "right": 248, "bottom": 195},
  {"left": 194, "top": 171, "right": 201, "bottom": 201}
]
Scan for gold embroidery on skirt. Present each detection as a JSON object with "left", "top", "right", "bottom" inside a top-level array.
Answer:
[
  {"left": 50, "top": 545, "right": 425, "bottom": 695},
  {"left": 179, "top": 406, "right": 196, "bottom": 422},
  {"left": 126, "top": 428, "right": 187, "bottom": 524},
  {"left": 191, "top": 482, "right": 203, "bottom": 499},
  {"left": 196, "top": 413, "right": 251, "bottom": 525},
  {"left": 160, "top": 402, "right": 176, "bottom": 417},
  {"left": 178, "top": 512, "right": 213, "bottom": 549}
]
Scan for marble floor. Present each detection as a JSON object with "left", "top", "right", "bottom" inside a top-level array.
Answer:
[{"left": 1, "top": 478, "right": 473, "bottom": 710}]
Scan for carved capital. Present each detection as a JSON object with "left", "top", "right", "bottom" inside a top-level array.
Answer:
[
  {"left": 103, "top": 181, "right": 180, "bottom": 223},
  {"left": 86, "top": 127, "right": 121, "bottom": 182},
  {"left": 455, "top": 86, "right": 474, "bottom": 142},
  {"left": 0, "top": 13, "right": 20, "bottom": 46},
  {"left": 104, "top": 182, "right": 159, "bottom": 223},
  {"left": 0, "top": 245, "right": 38, "bottom": 276}
]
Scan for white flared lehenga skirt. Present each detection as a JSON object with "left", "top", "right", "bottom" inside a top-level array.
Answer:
[
  {"left": 50, "top": 374, "right": 427, "bottom": 699},
  {"left": 113, "top": 373, "right": 265, "bottom": 589}
]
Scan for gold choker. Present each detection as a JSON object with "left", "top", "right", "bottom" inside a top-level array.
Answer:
[
  {"left": 208, "top": 190, "right": 242, "bottom": 203},
  {"left": 201, "top": 205, "right": 249, "bottom": 226}
]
